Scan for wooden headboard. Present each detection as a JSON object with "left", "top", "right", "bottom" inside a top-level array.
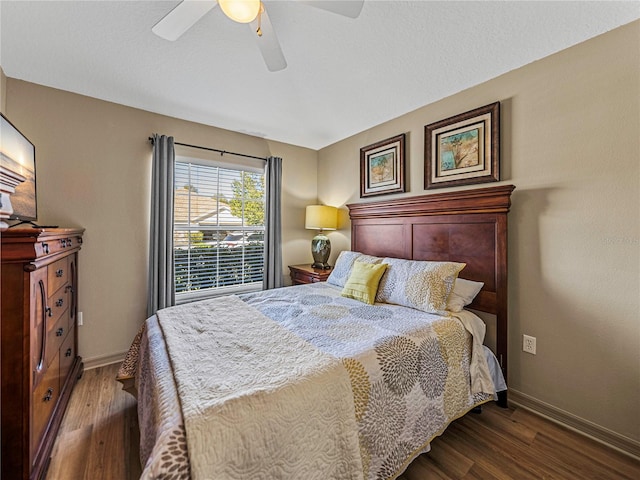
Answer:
[{"left": 347, "top": 184, "right": 515, "bottom": 383}]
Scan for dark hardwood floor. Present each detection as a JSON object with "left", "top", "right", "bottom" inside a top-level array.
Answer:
[{"left": 47, "top": 363, "right": 639, "bottom": 479}]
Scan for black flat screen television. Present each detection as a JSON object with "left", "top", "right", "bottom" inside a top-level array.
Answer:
[{"left": 0, "top": 112, "right": 37, "bottom": 222}]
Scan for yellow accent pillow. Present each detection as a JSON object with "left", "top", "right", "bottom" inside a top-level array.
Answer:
[{"left": 341, "top": 261, "right": 388, "bottom": 305}]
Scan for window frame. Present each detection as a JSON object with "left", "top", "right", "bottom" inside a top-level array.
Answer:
[{"left": 173, "top": 154, "right": 266, "bottom": 304}]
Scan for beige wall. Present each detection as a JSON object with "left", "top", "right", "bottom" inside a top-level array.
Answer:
[
  {"left": 319, "top": 22, "right": 640, "bottom": 445},
  {"left": 0, "top": 66, "right": 6, "bottom": 113},
  {"left": 4, "top": 81, "right": 318, "bottom": 365}
]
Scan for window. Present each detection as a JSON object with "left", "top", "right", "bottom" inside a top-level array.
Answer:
[{"left": 174, "top": 156, "right": 265, "bottom": 302}]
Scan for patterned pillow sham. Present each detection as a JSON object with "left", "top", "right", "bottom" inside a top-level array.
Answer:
[
  {"left": 375, "top": 257, "right": 466, "bottom": 315},
  {"left": 447, "top": 278, "right": 484, "bottom": 312},
  {"left": 327, "top": 250, "right": 383, "bottom": 288}
]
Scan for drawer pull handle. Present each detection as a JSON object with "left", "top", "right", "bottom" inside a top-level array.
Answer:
[
  {"left": 77, "top": 237, "right": 83, "bottom": 244},
  {"left": 65, "top": 285, "right": 74, "bottom": 294},
  {"left": 56, "top": 269, "right": 64, "bottom": 277},
  {"left": 56, "top": 298, "right": 64, "bottom": 307},
  {"left": 60, "top": 239, "right": 66, "bottom": 247},
  {"left": 42, "top": 242, "right": 50, "bottom": 254},
  {"left": 46, "top": 307, "right": 52, "bottom": 317},
  {"left": 43, "top": 388, "right": 53, "bottom": 402},
  {"left": 56, "top": 327, "right": 64, "bottom": 337},
  {"left": 65, "top": 348, "right": 72, "bottom": 357}
]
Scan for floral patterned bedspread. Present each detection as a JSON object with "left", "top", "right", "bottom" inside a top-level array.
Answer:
[{"left": 118, "top": 282, "right": 494, "bottom": 480}]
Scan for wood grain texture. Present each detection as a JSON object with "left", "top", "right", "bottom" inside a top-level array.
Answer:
[
  {"left": 1, "top": 227, "right": 84, "bottom": 480},
  {"left": 46, "top": 364, "right": 140, "bottom": 480},
  {"left": 47, "top": 364, "right": 639, "bottom": 480},
  {"left": 288, "top": 264, "right": 333, "bottom": 285},
  {"left": 399, "top": 403, "right": 640, "bottom": 480}
]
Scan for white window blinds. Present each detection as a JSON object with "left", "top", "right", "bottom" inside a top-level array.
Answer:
[{"left": 174, "top": 156, "right": 265, "bottom": 300}]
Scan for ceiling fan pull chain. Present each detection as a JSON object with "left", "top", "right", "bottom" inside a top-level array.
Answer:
[{"left": 256, "top": 2, "right": 263, "bottom": 37}]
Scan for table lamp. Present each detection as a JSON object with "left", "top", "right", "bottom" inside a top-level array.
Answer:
[{"left": 305, "top": 205, "right": 337, "bottom": 269}]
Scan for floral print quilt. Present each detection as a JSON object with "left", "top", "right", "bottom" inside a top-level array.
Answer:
[{"left": 118, "top": 282, "right": 493, "bottom": 480}]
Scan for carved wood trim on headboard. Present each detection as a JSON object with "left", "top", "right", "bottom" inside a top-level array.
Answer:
[
  {"left": 347, "top": 184, "right": 515, "bottom": 382},
  {"left": 348, "top": 184, "right": 515, "bottom": 219}
]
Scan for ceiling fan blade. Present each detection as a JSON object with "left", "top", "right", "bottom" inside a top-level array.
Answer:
[
  {"left": 299, "top": 0, "right": 364, "bottom": 19},
  {"left": 249, "top": 6, "right": 287, "bottom": 72},
  {"left": 152, "top": 0, "right": 218, "bottom": 41}
]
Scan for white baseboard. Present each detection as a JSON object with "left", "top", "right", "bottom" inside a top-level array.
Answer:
[
  {"left": 82, "top": 350, "right": 127, "bottom": 371},
  {"left": 508, "top": 389, "right": 640, "bottom": 461}
]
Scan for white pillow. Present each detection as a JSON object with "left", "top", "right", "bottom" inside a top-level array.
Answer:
[
  {"left": 326, "top": 251, "right": 383, "bottom": 288},
  {"left": 446, "top": 278, "right": 484, "bottom": 312}
]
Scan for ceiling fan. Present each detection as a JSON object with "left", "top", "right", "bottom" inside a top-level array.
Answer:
[{"left": 152, "top": 0, "right": 364, "bottom": 72}]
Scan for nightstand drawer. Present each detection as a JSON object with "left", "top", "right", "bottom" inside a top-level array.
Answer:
[
  {"left": 288, "top": 264, "right": 332, "bottom": 285},
  {"left": 292, "top": 271, "right": 317, "bottom": 284}
]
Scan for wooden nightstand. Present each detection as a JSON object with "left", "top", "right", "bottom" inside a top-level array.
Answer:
[{"left": 288, "top": 264, "right": 333, "bottom": 285}]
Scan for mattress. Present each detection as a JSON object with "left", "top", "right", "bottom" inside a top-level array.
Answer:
[{"left": 118, "top": 282, "right": 496, "bottom": 479}]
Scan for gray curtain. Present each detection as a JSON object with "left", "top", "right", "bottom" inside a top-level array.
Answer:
[
  {"left": 147, "top": 134, "right": 175, "bottom": 316},
  {"left": 263, "top": 156, "right": 283, "bottom": 289}
]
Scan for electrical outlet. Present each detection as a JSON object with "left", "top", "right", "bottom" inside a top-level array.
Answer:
[
  {"left": 78, "top": 311, "right": 84, "bottom": 326},
  {"left": 523, "top": 334, "right": 536, "bottom": 354}
]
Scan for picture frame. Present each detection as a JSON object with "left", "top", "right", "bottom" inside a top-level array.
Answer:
[
  {"left": 424, "top": 102, "right": 499, "bottom": 190},
  {"left": 360, "top": 133, "right": 405, "bottom": 197}
]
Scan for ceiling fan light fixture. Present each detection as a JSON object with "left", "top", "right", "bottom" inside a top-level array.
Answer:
[{"left": 219, "top": 0, "right": 261, "bottom": 23}]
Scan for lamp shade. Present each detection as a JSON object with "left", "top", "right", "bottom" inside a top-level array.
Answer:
[{"left": 305, "top": 205, "right": 337, "bottom": 231}]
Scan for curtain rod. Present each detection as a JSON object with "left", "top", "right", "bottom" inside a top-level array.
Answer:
[{"left": 148, "top": 136, "right": 267, "bottom": 162}]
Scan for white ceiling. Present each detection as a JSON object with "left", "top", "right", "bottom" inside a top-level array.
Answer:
[{"left": 1, "top": 1, "right": 638, "bottom": 150}]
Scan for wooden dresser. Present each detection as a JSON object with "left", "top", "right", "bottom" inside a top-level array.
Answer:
[{"left": 1, "top": 227, "right": 84, "bottom": 480}]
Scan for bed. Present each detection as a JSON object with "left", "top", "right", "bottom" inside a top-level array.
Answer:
[{"left": 118, "top": 184, "right": 515, "bottom": 480}]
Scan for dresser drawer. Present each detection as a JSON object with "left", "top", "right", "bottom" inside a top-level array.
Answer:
[
  {"left": 38, "top": 235, "right": 82, "bottom": 258},
  {"left": 45, "top": 309, "right": 70, "bottom": 369},
  {"left": 31, "top": 350, "right": 60, "bottom": 461},
  {"left": 59, "top": 326, "right": 75, "bottom": 382},
  {"left": 47, "top": 256, "right": 69, "bottom": 294},
  {"left": 47, "top": 283, "right": 70, "bottom": 328}
]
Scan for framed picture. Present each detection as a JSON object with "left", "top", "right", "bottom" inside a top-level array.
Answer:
[
  {"left": 424, "top": 102, "right": 499, "bottom": 190},
  {"left": 360, "top": 133, "right": 405, "bottom": 197}
]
